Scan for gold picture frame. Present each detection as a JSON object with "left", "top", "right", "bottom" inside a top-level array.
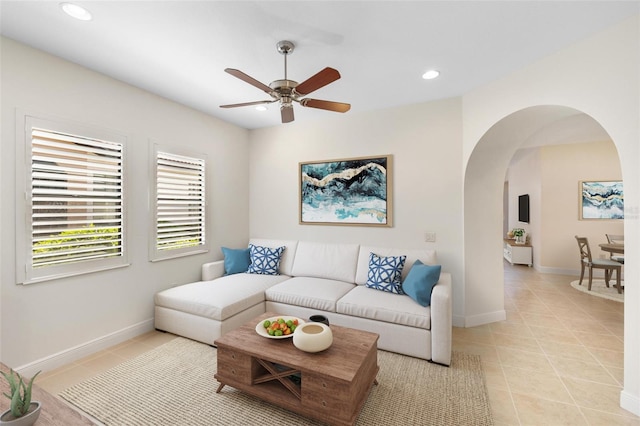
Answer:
[
  {"left": 579, "top": 180, "right": 623, "bottom": 220},
  {"left": 299, "top": 155, "right": 392, "bottom": 226}
]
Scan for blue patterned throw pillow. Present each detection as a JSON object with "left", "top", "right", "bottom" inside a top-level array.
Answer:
[
  {"left": 366, "top": 252, "right": 407, "bottom": 294},
  {"left": 247, "top": 244, "right": 285, "bottom": 275}
]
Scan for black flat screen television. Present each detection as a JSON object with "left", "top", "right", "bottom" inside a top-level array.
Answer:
[{"left": 518, "top": 194, "right": 530, "bottom": 223}]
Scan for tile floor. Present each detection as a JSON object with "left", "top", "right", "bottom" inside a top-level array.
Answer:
[
  {"left": 454, "top": 262, "right": 637, "bottom": 425},
  {"left": 38, "top": 262, "right": 638, "bottom": 425}
]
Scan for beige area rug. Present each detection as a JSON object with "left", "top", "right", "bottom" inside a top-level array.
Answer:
[
  {"left": 60, "top": 337, "right": 492, "bottom": 426},
  {"left": 571, "top": 279, "right": 624, "bottom": 302}
]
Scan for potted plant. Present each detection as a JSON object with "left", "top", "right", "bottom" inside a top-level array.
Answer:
[
  {"left": 512, "top": 228, "right": 526, "bottom": 244},
  {"left": 0, "top": 369, "right": 41, "bottom": 426}
]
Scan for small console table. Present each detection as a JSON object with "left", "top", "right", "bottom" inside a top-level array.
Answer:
[{"left": 503, "top": 239, "right": 532, "bottom": 267}]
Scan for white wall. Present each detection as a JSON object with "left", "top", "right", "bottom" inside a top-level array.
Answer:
[
  {"left": 0, "top": 38, "right": 250, "bottom": 371},
  {"left": 506, "top": 148, "right": 540, "bottom": 262},
  {"left": 463, "top": 16, "right": 639, "bottom": 415},
  {"left": 248, "top": 98, "right": 466, "bottom": 325}
]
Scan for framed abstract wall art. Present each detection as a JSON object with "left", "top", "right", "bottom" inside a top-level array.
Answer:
[
  {"left": 299, "top": 155, "right": 392, "bottom": 226},
  {"left": 579, "top": 180, "right": 623, "bottom": 220}
]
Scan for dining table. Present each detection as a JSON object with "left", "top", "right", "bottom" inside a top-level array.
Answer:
[{"left": 599, "top": 243, "right": 624, "bottom": 255}]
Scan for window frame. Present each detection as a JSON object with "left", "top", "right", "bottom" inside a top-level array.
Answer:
[
  {"left": 16, "top": 112, "right": 130, "bottom": 284},
  {"left": 149, "top": 141, "right": 208, "bottom": 262}
]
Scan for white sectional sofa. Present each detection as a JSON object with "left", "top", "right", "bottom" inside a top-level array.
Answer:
[{"left": 154, "top": 238, "right": 452, "bottom": 365}]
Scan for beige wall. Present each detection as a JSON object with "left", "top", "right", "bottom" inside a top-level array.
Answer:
[
  {"left": 506, "top": 141, "right": 622, "bottom": 273},
  {"left": 540, "top": 141, "right": 623, "bottom": 271}
]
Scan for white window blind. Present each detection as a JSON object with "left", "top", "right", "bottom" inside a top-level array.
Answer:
[
  {"left": 155, "top": 151, "right": 206, "bottom": 255},
  {"left": 30, "top": 128, "right": 124, "bottom": 270}
]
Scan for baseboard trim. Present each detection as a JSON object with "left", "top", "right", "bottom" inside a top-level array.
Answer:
[
  {"left": 452, "top": 315, "right": 465, "bottom": 328},
  {"left": 535, "top": 265, "right": 578, "bottom": 275},
  {"left": 621, "top": 390, "right": 640, "bottom": 417},
  {"left": 14, "top": 319, "right": 155, "bottom": 377},
  {"left": 464, "top": 310, "right": 507, "bottom": 327}
]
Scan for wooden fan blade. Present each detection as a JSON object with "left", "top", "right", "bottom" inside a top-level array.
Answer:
[
  {"left": 281, "top": 105, "right": 294, "bottom": 123},
  {"left": 220, "top": 100, "right": 274, "bottom": 108},
  {"left": 225, "top": 68, "right": 273, "bottom": 94},
  {"left": 295, "top": 67, "right": 341, "bottom": 95},
  {"left": 300, "top": 98, "right": 351, "bottom": 113}
]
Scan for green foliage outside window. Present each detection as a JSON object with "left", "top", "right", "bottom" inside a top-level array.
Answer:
[{"left": 32, "top": 224, "right": 120, "bottom": 266}]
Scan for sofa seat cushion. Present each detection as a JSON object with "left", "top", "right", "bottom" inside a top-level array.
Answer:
[
  {"left": 155, "top": 274, "right": 290, "bottom": 321},
  {"left": 265, "top": 277, "right": 355, "bottom": 312},
  {"left": 337, "top": 285, "right": 431, "bottom": 329}
]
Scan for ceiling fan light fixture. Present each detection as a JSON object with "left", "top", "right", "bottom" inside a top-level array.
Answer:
[
  {"left": 422, "top": 69, "right": 440, "bottom": 80},
  {"left": 60, "top": 2, "right": 92, "bottom": 21}
]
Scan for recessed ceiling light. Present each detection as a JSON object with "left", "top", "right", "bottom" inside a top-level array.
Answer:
[
  {"left": 422, "top": 70, "right": 440, "bottom": 80},
  {"left": 60, "top": 3, "right": 92, "bottom": 21},
  {"left": 255, "top": 106, "right": 268, "bottom": 111}
]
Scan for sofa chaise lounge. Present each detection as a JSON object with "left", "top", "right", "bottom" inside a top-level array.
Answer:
[{"left": 154, "top": 239, "right": 452, "bottom": 365}]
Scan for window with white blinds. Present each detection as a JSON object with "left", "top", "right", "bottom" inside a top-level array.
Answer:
[
  {"left": 151, "top": 147, "right": 207, "bottom": 261},
  {"left": 17, "top": 115, "right": 129, "bottom": 284}
]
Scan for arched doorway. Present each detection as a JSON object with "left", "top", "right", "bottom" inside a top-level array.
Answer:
[
  {"left": 464, "top": 104, "right": 623, "bottom": 322},
  {"left": 462, "top": 105, "right": 637, "bottom": 417}
]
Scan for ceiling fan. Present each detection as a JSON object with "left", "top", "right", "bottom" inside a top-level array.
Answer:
[{"left": 220, "top": 40, "right": 350, "bottom": 124}]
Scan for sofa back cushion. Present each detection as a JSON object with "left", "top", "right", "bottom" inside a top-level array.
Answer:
[
  {"left": 355, "top": 246, "right": 438, "bottom": 285},
  {"left": 248, "top": 239, "right": 299, "bottom": 276},
  {"left": 291, "top": 241, "right": 360, "bottom": 283}
]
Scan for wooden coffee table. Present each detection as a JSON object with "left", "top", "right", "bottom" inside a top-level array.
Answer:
[{"left": 214, "top": 312, "right": 379, "bottom": 426}]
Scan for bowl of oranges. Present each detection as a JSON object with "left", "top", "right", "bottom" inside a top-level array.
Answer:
[{"left": 255, "top": 316, "right": 304, "bottom": 339}]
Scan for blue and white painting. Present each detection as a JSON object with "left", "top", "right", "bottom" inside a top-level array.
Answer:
[
  {"left": 581, "top": 181, "right": 623, "bottom": 219},
  {"left": 300, "top": 156, "right": 391, "bottom": 225}
]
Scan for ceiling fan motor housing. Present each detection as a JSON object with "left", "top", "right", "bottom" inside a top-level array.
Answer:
[
  {"left": 269, "top": 79, "right": 298, "bottom": 91},
  {"left": 270, "top": 79, "right": 298, "bottom": 106}
]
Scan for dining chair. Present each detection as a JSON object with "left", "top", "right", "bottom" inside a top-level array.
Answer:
[
  {"left": 605, "top": 233, "right": 625, "bottom": 264},
  {"left": 575, "top": 236, "right": 622, "bottom": 293}
]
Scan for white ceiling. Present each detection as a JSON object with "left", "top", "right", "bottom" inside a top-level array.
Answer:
[{"left": 1, "top": 1, "right": 638, "bottom": 130}]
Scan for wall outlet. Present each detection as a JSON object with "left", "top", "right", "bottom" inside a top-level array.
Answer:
[{"left": 425, "top": 232, "right": 436, "bottom": 242}]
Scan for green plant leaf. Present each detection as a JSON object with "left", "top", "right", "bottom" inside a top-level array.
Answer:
[
  {"left": 23, "top": 371, "right": 40, "bottom": 411},
  {"left": 1, "top": 370, "right": 18, "bottom": 395},
  {"left": 10, "top": 376, "right": 24, "bottom": 417}
]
